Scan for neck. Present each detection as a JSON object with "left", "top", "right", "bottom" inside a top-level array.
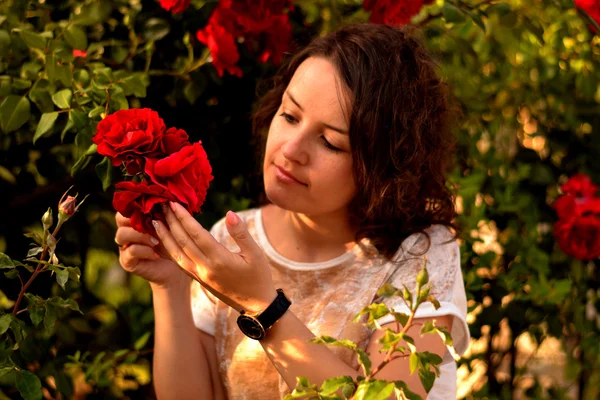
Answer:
[{"left": 279, "top": 206, "right": 357, "bottom": 248}]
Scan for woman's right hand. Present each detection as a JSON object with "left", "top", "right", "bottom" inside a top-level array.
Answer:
[{"left": 115, "top": 212, "right": 192, "bottom": 291}]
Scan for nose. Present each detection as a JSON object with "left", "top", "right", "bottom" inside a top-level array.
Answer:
[{"left": 281, "top": 128, "right": 309, "bottom": 165}]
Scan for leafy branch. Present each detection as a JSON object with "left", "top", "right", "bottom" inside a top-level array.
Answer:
[{"left": 284, "top": 258, "right": 456, "bottom": 400}]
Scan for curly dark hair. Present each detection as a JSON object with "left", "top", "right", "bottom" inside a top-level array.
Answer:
[{"left": 251, "top": 23, "right": 461, "bottom": 260}]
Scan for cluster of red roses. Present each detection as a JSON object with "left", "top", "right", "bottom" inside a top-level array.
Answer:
[
  {"left": 93, "top": 108, "right": 213, "bottom": 235},
  {"left": 159, "top": 0, "right": 293, "bottom": 77},
  {"left": 157, "top": 0, "right": 436, "bottom": 77},
  {"left": 553, "top": 173, "right": 600, "bottom": 261}
]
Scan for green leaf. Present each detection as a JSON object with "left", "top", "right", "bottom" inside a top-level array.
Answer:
[
  {"left": 55, "top": 65, "right": 72, "bottom": 87},
  {"left": 356, "top": 348, "right": 372, "bottom": 376},
  {"left": 16, "top": 370, "right": 43, "bottom": 400},
  {"left": 353, "top": 380, "right": 394, "bottom": 400},
  {"left": 19, "top": 30, "right": 47, "bottom": 49},
  {"left": 391, "top": 312, "right": 409, "bottom": 327},
  {"left": 420, "top": 320, "right": 435, "bottom": 335},
  {"left": 421, "top": 351, "right": 443, "bottom": 366},
  {"left": 88, "top": 105, "right": 104, "bottom": 118},
  {"left": 320, "top": 376, "right": 354, "bottom": 395},
  {"left": 29, "top": 305, "right": 45, "bottom": 327},
  {"left": 74, "top": 3, "right": 113, "bottom": 26},
  {"left": 52, "top": 89, "right": 72, "bottom": 109},
  {"left": 0, "top": 313, "right": 12, "bottom": 334},
  {"left": 0, "top": 95, "right": 31, "bottom": 133},
  {"left": 64, "top": 25, "right": 87, "bottom": 50},
  {"left": 95, "top": 157, "right": 114, "bottom": 191},
  {"left": 376, "top": 283, "right": 397, "bottom": 298},
  {"left": 4, "top": 269, "right": 19, "bottom": 279},
  {"left": 44, "top": 302, "right": 57, "bottom": 333},
  {"left": 309, "top": 336, "right": 357, "bottom": 349},
  {"left": 0, "top": 30, "right": 11, "bottom": 58},
  {"left": 442, "top": 3, "right": 466, "bottom": 23},
  {"left": 70, "top": 109, "right": 88, "bottom": 129},
  {"left": 33, "top": 112, "right": 58, "bottom": 144},
  {"left": 418, "top": 369, "right": 435, "bottom": 393},
  {"left": 134, "top": 331, "right": 151, "bottom": 350},
  {"left": 12, "top": 78, "right": 32, "bottom": 90},
  {"left": 341, "top": 382, "right": 356, "bottom": 399},
  {"left": 55, "top": 268, "right": 69, "bottom": 290},
  {"left": 393, "top": 381, "right": 421, "bottom": 400},
  {"left": 0, "top": 252, "right": 15, "bottom": 269},
  {"left": 120, "top": 74, "right": 147, "bottom": 97},
  {"left": 409, "top": 352, "right": 419, "bottom": 374},
  {"left": 143, "top": 18, "right": 171, "bottom": 42}
]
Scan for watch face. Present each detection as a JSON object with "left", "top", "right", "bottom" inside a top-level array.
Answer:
[{"left": 237, "top": 315, "right": 265, "bottom": 340}]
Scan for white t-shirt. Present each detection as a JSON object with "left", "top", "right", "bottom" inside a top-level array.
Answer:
[{"left": 190, "top": 207, "right": 469, "bottom": 399}]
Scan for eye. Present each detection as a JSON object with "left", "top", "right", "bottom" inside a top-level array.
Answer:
[
  {"left": 279, "top": 112, "right": 297, "bottom": 124},
  {"left": 321, "top": 137, "right": 342, "bottom": 152}
]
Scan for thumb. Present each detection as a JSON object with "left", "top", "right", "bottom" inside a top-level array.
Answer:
[{"left": 225, "top": 211, "right": 260, "bottom": 257}]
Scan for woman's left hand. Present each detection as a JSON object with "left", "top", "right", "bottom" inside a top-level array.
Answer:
[{"left": 153, "top": 202, "right": 277, "bottom": 314}]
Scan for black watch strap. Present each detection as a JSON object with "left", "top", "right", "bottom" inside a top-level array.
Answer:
[{"left": 256, "top": 288, "right": 291, "bottom": 330}]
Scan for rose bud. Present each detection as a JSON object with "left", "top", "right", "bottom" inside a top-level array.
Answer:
[
  {"left": 42, "top": 207, "right": 53, "bottom": 231},
  {"left": 59, "top": 196, "right": 77, "bottom": 216}
]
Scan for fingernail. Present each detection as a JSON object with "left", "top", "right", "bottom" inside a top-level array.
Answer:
[
  {"left": 151, "top": 237, "right": 159, "bottom": 245},
  {"left": 169, "top": 201, "right": 178, "bottom": 211},
  {"left": 152, "top": 220, "right": 159, "bottom": 232},
  {"left": 153, "top": 252, "right": 160, "bottom": 260},
  {"left": 161, "top": 203, "right": 168, "bottom": 212},
  {"left": 226, "top": 211, "right": 239, "bottom": 226}
]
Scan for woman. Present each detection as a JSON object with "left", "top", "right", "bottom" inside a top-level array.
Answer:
[{"left": 114, "top": 24, "right": 469, "bottom": 399}]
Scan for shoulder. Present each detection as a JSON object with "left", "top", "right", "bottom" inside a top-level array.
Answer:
[
  {"left": 386, "top": 224, "right": 460, "bottom": 299},
  {"left": 392, "top": 224, "right": 458, "bottom": 262}
]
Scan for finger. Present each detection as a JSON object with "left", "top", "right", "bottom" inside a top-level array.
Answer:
[
  {"left": 162, "top": 204, "right": 210, "bottom": 265},
  {"left": 116, "top": 226, "right": 160, "bottom": 248},
  {"left": 152, "top": 219, "right": 200, "bottom": 280},
  {"left": 116, "top": 212, "right": 131, "bottom": 227},
  {"left": 119, "top": 244, "right": 159, "bottom": 272},
  {"left": 168, "top": 202, "right": 222, "bottom": 259},
  {"left": 224, "top": 211, "right": 261, "bottom": 259}
]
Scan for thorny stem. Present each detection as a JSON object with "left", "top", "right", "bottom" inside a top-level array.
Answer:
[{"left": 11, "top": 224, "right": 62, "bottom": 316}]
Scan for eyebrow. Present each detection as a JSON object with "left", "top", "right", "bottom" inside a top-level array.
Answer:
[{"left": 285, "top": 91, "right": 348, "bottom": 135}]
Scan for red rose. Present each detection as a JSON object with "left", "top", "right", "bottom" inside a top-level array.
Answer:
[
  {"left": 255, "top": 14, "right": 292, "bottom": 65},
  {"left": 158, "top": 0, "right": 191, "bottom": 14},
  {"left": 72, "top": 49, "right": 87, "bottom": 57},
  {"left": 160, "top": 127, "right": 191, "bottom": 154},
  {"left": 145, "top": 143, "right": 214, "bottom": 213},
  {"left": 196, "top": 19, "right": 243, "bottom": 77},
  {"left": 229, "top": 0, "right": 291, "bottom": 33},
  {"left": 554, "top": 215, "right": 600, "bottom": 260},
  {"left": 560, "top": 172, "right": 599, "bottom": 198},
  {"left": 575, "top": 0, "right": 600, "bottom": 32},
  {"left": 93, "top": 108, "right": 166, "bottom": 169},
  {"left": 364, "top": 0, "right": 425, "bottom": 25},
  {"left": 113, "top": 181, "right": 178, "bottom": 235}
]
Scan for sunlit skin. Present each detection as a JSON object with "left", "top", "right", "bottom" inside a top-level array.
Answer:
[{"left": 126, "top": 56, "right": 451, "bottom": 399}]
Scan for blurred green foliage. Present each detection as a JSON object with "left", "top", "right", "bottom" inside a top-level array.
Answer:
[{"left": 0, "top": 0, "right": 598, "bottom": 399}]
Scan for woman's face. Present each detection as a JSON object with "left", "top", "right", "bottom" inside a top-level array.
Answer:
[{"left": 263, "top": 57, "right": 356, "bottom": 216}]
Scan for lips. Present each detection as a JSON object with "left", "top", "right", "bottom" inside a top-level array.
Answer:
[{"left": 275, "top": 165, "right": 306, "bottom": 185}]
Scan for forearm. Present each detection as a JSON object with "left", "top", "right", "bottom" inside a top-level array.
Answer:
[
  {"left": 151, "top": 282, "right": 214, "bottom": 400},
  {"left": 260, "top": 310, "right": 361, "bottom": 392}
]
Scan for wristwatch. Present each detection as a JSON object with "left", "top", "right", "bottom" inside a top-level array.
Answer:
[{"left": 237, "top": 288, "right": 291, "bottom": 340}]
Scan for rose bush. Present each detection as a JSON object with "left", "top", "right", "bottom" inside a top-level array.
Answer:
[
  {"left": 553, "top": 174, "right": 600, "bottom": 260},
  {"left": 2, "top": 0, "right": 600, "bottom": 398}
]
